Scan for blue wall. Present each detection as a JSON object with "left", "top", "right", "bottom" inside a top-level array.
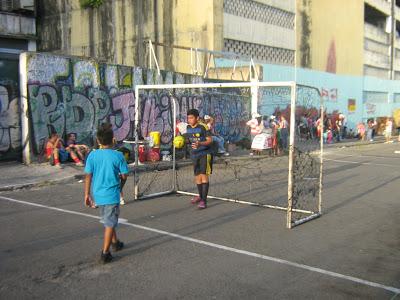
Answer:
[{"left": 217, "top": 59, "right": 400, "bottom": 130}]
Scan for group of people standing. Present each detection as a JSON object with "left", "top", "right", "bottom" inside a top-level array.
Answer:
[
  {"left": 357, "top": 117, "right": 398, "bottom": 143},
  {"left": 315, "top": 113, "right": 347, "bottom": 144},
  {"left": 246, "top": 112, "right": 350, "bottom": 150},
  {"left": 246, "top": 112, "right": 289, "bottom": 155}
]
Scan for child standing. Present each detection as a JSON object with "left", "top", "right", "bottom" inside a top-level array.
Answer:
[
  {"left": 84, "top": 123, "right": 129, "bottom": 264},
  {"left": 185, "top": 109, "right": 213, "bottom": 209},
  {"left": 246, "top": 113, "right": 263, "bottom": 155},
  {"left": 357, "top": 122, "right": 366, "bottom": 141},
  {"left": 385, "top": 117, "right": 393, "bottom": 143}
]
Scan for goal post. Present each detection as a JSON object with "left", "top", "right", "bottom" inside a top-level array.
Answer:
[{"left": 127, "top": 81, "right": 323, "bottom": 229}]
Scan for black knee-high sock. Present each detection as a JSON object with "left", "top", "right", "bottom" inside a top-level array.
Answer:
[
  {"left": 197, "top": 184, "right": 203, "bottom": 199},
  {"left": 201, "top": 182, "right": 209, "bottom": 203}
]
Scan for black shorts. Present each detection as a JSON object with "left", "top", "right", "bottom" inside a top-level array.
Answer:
[{"left": 192, "top": 154, "right": 213, "bottom": 176}]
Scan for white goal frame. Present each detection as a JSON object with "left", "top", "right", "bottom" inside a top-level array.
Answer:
[{"left": 132, "top": 81, "right": 323, "bottom": 228}]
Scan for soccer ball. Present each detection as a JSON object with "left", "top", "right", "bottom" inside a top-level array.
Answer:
[{"left": 173, "top": 135, "right": 185, "bottom": 149}]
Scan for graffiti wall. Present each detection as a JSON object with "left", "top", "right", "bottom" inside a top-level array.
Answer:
[
  {"left": 0, "top": 57, "right": 21, "bottom": 161},
  {"left": 259, "top": 85, "right": 321, "bottom": 120},
  {"left": 0, "top": 79, "right": 20, "bottom": 160},
  {"left": 25, "top": 53, "right": 250, "bottom": 157}
]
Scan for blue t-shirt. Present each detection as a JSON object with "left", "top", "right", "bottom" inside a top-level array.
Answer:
[{"left": 84, "top": 149, "right": 129, "bottom": 205}]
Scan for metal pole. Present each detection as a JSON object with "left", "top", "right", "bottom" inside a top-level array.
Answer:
[
  {"left": 291, "top": 213, "right": 321, "bottom": 227},
  {"left": 171, "top": 95, "right": 177, "bottom": 192},
  {"left": 19, "top": 53, "right": 31, "bottom": 165},
  {"left": 134, "top": 86, "right": 140, "bottom": 200},
  {"left": 203, "top": 53, "right": 211, "bottom": 78},
  {"left": 286, "top": 82, "right": 297, "bottom": 229},
  {"left": 318, "top": 95, "right": 324, "bottom": 214},
  {"left": 250, "top": 78, "right": 258, "bottom": 115},
  {"left": 190, "top": 48, "right": 193, "bottom": 74},
  {"left": 135, "top": 81, "right": 294, "bottom": 91},
  {"left": 390, "top": 0, "right": 395, "bottom": 80},
  {"left": 176, "top": 191, "right": 314, "bottom": 214}
]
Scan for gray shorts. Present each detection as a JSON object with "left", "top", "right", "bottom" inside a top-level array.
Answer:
[{"left": 99, "top": 204, "right": 120, "bottom": 228}]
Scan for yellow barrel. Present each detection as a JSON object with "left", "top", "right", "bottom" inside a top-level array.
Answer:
[{"left": 150, "top": 131, "right": 161, "bottom": 147}]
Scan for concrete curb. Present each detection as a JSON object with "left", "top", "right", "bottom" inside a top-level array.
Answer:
[
  {"left": 0, "top": 174, "right": 85, "bottom": 192},
  {"left": 0, "top": 138, "right": 388, "bottom": 192}
]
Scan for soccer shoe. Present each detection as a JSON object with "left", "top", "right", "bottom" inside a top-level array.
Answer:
[
  {"left": 198, "top": 200, "right": 207, "bottom": 209},
  {"left": 99, "top": 251, "right": 113, "bottom": 264},
  {"left": 191, "top": 196, "right": 201, "bottom": 204},
  {"left": 111, "top": 240, "right": 124, "bottom": 252}
]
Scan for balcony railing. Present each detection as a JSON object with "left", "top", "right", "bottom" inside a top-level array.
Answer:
[
  {"left": 365, "top": 0, "right": 391, "bottom": 15},
  {"left": 364, "top": 23, "right": 389, "bottom": 44},
  {"left": 0, "top": 11, "right": 35, "bottom": 37},
  {"left": 364, "top": 49, "right": 390, "bottom": 69}
]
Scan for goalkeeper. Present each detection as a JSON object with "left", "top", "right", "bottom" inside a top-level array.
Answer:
[{"left": 185, "top": 109, "right": 213, "bottom": 209}]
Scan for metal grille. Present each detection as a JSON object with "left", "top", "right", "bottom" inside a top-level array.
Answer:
[
  {"left": 393, "top": 93, "right": 400, "bottom": 103},
  {"left": 363, "top": 91, "right": 388, "bottom": 103},
  {"left": 224, "top": 0, "right": 295, "bottom": 29},
  {"left": 0, "top": 0, "right": 12, "bottom": 11},
  {"left": 224, "top": 39, "right": 295, "bottom": 65}
]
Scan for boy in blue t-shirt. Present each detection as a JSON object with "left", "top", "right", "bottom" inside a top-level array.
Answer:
[{"left": 84, "top": 123, "right": 129, "bottom": 264}]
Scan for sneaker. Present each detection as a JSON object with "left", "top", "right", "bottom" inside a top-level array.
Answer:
[
  {"left": 111, "top": 240, "right": 124, "bottom": 252},
  {"left": 55, "top": 164, "right": 63, "bottom": 169},
  {"left": 75, "top": 161, "right": 84, "bottom": 167},
  {"left": 120, "top": 197, "right": 125, "bottom": 206},
  {"left": 249, "top": 153, "right": 254, "bottom": 156},
  {"left": 223, "top": 152, "right": 230, "bottom": 156},
  {"left": 191, "top": 195, "right": 201, "bottom": 204},
  {"left": 99, "top": 251, "right": 113, "bottom": 264},
  {"left": 198, "top": 200, "right": 207, "bottom": 209}
]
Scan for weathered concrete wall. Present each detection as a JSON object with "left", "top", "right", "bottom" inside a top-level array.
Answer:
[
  {"left": 23, "top": 53, "right": 249, "bottom": 159},
  {"left": 37, "top": 0, "right": 223, "bottom": 75},
  {"left": 296, "top": 0, "right": 364, "bottom": 76}
]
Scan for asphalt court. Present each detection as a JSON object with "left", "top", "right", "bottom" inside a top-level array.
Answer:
[{"left": 0, "top": 142, "right": 399, "bottom": 299}]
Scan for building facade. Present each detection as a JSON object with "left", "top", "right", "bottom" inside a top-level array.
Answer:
[
  {"left": 297, "top": 0, "right": 400, "bottom": 80},
  {"left": 0, "top": 0, "right": 36, "bottom": 160},
  {"left": 36, "top": 0, "right": 297, "bottom": 74},
  {"left": 223, "top": 0, "right": 295, "bottom": 66}
]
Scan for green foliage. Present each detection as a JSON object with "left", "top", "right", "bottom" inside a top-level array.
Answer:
[{"left": 80, "top": 0, "right": 104, "bottom": 9}]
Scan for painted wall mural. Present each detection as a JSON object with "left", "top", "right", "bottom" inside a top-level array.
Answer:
[
  {"left": 0, "top": 79, "right": 20, "bottom": 160},
  {"left": 26, "top": 53, "right": 250, "bottom": 157}
]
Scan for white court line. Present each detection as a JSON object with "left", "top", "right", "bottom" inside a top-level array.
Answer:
[
  {"left": 325, "top": 152, "right": 399, "bottom": 159},
  {"left": 0, "top": 195, "right": 399, "bottom": 295},
  {"left": 324, "top": 158, "right": 398, "bottom": 168}
]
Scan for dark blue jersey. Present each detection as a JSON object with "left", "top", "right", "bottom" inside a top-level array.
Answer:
[{"left": 186, "top": 123, "right": 212, "bottom": 158}]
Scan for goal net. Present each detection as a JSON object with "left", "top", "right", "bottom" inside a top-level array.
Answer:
[{"left": 123, "top": 81, "right": 323, "bottom": 228}]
